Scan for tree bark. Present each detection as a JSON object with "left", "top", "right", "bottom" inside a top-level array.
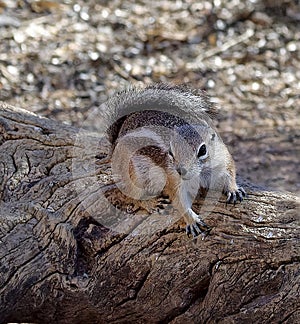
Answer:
[{"left": 0, "top": 101, "right": 299, "bottom": 324}]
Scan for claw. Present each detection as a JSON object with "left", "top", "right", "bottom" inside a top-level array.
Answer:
[
  {"left": 226, "top": 191, "right": 236, "bottom": 205},
  {"left": 186, "top": 222, "right": 211, "bottom": 238},
  {"left": 226, "top": 191, "right": 231, "bottom": 202},
  {"left": 236, "top": 189, "right": 245, "bottom": 202},
  {"left": 191, "top": 225, "right": 198, "bottom": 238},
  {"left": 226, "top": 186, "right": 246, "bottom": 205},
  {"left": 239, "top": 187, "right": 247, "bottom": 197},
  {"left": 186, "top": 224, "right": 191, "bottom": 236}
]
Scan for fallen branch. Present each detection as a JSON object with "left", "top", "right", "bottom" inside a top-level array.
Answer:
[{"left": 0, "top": 102, "right": 299, "bottom": 323}]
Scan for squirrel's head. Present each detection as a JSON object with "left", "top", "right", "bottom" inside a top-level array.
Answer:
[{"left": 169, "top": 124, "right": 213, "bottom": 180}]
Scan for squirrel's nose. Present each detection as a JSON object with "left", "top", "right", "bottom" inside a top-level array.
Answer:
[{"left": 177, "top": 166, "right": 188, "bottom": 177}]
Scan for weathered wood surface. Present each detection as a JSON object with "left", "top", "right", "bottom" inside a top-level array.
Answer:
[{"left": 0, "top": 101, "right": 299, "bottom": 323}]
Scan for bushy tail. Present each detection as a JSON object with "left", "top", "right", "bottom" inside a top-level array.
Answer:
[{"left": 100, "top": 83, "right": 217, "bottom": 144}]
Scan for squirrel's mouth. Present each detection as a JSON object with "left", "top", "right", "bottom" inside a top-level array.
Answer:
[
  {"left": 176, "top": 166, "right": 193, "bottom": 180},
  {"left": 181, "top": 175, "right": 193, "bottom": 181}
]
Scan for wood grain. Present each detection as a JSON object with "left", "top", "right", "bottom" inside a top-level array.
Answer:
[{"left": 0, "top": 102, "right": 299, "bottom": 323}]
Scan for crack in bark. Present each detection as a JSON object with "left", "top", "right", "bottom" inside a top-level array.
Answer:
[
  {"left": 281, "top": 309, "right": 300, "bottom": 323},
  {"left": 0, "top": 234, "right": 53, "bottom": 292},
  {"left": 159, "top": 283, "right": 210, "bottom": 324},
  {"left": 116, "top": 269, "right": 151, "bottom": 307}
]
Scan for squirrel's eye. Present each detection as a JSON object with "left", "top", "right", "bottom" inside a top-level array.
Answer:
[{"left": 197, "top": 143, "right": 207, "bottom": 159}]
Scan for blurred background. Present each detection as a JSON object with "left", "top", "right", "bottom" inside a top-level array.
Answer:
[{"left": 0, "top": 0, "right": 299, "bottom": 193}]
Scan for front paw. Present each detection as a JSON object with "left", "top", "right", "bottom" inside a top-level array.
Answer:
[
  {"left": 226, "top": 186, "right": 247, "bottom": 205},
  {"left": 186, "top": 222, "right": 211, "bottom": 238}
]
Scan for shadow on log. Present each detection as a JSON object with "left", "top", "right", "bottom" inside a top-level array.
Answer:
[{"left": 0, "top": 102, "right": 299, "bottom": 323}]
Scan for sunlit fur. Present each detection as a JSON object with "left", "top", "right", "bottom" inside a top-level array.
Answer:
[{"left": 105, "top": 84, "right": 242, "bottom": 233}]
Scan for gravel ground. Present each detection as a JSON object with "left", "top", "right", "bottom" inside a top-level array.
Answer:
[{"left": 0, "top": 0, "right": 299, "bottom": 193}]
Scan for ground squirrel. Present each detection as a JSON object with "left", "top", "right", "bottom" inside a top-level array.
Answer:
[{"left": 103, "top": 84, "right": 246, "bottom": 238}]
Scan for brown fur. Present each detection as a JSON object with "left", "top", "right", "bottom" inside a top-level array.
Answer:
[{"left": 104, "top": 84, "right": 245, "bottom": 237}]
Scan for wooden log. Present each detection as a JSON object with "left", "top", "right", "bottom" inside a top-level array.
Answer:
[{"left": 0, "top": 102, "right": 299, "bottom": 323}]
